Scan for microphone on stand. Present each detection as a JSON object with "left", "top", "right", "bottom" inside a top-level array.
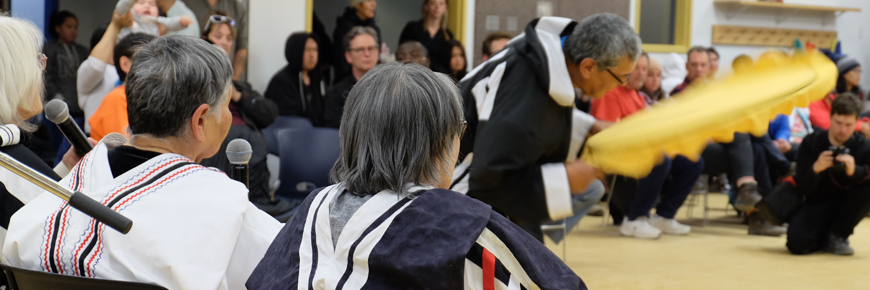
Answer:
[
  {"left": 45, "top": 99, "right": 93, "bottom": 157},
  {"left": 0, "top": 151, "right": 132, "bottom": 234},
  {"left": 226, "top": 139, "right": 252, "bottom": 189}
]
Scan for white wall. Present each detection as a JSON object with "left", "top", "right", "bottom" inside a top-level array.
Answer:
[
  {"left": 647, "top": 0, "right": 870, "bottom": 89},
  {"left": 248, "top": 0, "right": 307, "bottom": 93},
  {"left": 10, "top": 0, "right": 46, "bottom": 32}
]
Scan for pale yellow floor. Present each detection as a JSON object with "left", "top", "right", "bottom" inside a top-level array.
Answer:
[{"left": 545, "top": 192, "right": 870, "bottom": 290}]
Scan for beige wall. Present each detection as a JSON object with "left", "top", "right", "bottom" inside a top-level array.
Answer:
[{"left": 472, "top": 0, "right": 630, "bottom": 66}]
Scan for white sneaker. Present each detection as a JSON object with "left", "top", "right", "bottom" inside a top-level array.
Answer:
[
  {"left": 649, "top": 214, "right": 691, "bottom": 235},
  {"left": 620, "top": 217, "right": 662, "bottom": 239}
]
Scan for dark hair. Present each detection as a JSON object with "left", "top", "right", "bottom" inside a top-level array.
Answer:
[
  {"left": 89, "top": 24, "right": 108, "bottom": 51},
  {"left": 201, "top": 11, "right": 236, "bottom": 40},
  {"left": 126, "top": 35, "right": 233, "bottom": 138},
  {"left": 448, "top": 40, "right": 467, "bottom": 80},
  {"left": 687, "top": 46, "right": 709, "bottom": 60},
  {"left": 707, "top": 47, "right": 719, "bottom": 58},
  {"left": 48, "top": 10, "right": 76, "bottom": 40},
  {"left": 114, "top": 33, "right": 157, "bottom": 82},
  {"left": 836, "top": 75, "right": 863, "bottom": 97},
  {"left": 482, "top": 31, "right": 512, "bottom": 57},
  {"left": 831, "top": 92, "right": 862, "bottom": 118}
]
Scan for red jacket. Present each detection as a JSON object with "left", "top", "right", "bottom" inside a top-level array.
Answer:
[
  {"left": 590, "top": 85, "right": 647, "bottom": 122},
  {"left": 809, "top": 93, "right": 870, "bottom": 131}
]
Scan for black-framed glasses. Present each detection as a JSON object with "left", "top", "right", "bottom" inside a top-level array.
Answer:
[
  {"left": 606, "top": 68, "right": 628, "bottom": 85},
  {"left": 459, "top": 120, "right": 468, "bottom": 139},
  {"left": 203, "top": 15, "right": 236, "bottom": 33},
  {"left": 349, "top": 45, "right": 379, "bottom": 54}
]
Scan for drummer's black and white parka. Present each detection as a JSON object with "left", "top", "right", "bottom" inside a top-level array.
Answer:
[{"left": 451, "top": 17, "right": 597, "bottom": 223}]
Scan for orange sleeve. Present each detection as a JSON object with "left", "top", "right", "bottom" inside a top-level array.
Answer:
[
  {"left": 591, "top": 92, "right": 623, "bottom": 123},
  {"left": 88, "top": 89, "right": 129, "bottom": 141}
]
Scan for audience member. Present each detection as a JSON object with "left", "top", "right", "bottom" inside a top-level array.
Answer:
[
  {"left": 4, "top": 35, "right": 282, "bottom": 289},
  {"left": 43, "top": 10, "right": 89, "bottom": 159},
  {"left": 592, "top": 53, "right": 703, "bottom": 239},
  {"left": 452, "top": 14, "right": 635, "bottom": 241},
  {"left": 398, "top": 0, "right": 454, "bottom": 73},
  {"left": 185, "top": 0, "right": 248, "bottom": 80},
  {"left": 670, "top": 46, "right": 709, "bottom": 96},
  {"left": 395, "top": 41, "right": 430, "bottom": 67},
  {"left": 114, "top": 0, "right": 194, "bottom": 39},
  {"left": 640, "top": 56, "right": 664, "bottom": 105},
  {"left": 787, "top": 93, "right": 870, "bottom": 255},
  {"left": 78, "top": 12, "right": 132, "bottom": 134},
  {"left": 156, "top": 0, "right": 201, "bottom": 37},
  {"left": 828, "top": 46, "right": 864, "bottom": 100},
  {"left": 323, "top": 26, "right": 380, "bottom": 128},
  {"left": 448, "top": 40, "right": 467, "bottom": 81},
  {"left": 660, "top": 52, "right": 686, "bottom": 98},
  {"left": 332, "top": 0, "right": 381, "bottom": 82},
  {"left": 246, "top": 62, "right": 587, "bottom": 290},
  {"left": 200, "top": 15, "right": 293, "bottom": 217},
  {"left": 480, "top": 31, "right": 511, "bottom": 62},
  {"left": 264, "top": 32, "right": 326, "bottom": 125},
  {"left": 88, "top": 33, "right": 156, "bottom": 140},
  {"left": 707, "top": 46, "right": 719, "bottom": 78},
  {"left": 810, "top": 93, "right": 870, "bottom": 138}
]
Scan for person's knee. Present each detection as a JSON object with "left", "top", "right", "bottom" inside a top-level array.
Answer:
[{"left": 786, "top": 236, "right": 818, "bottom": 255}]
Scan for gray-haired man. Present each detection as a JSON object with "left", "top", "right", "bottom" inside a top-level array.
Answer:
[{"left": 452, "top": 14, "right": 641, "bottom": 241}]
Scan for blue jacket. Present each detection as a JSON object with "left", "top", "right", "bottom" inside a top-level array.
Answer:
[{"left": 769, "top": 114, "right": 790, "bottom": 141}]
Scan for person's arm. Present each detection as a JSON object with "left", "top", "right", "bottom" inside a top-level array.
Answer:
[
  {"left": 233, "top": 81, "right": 278, "bottom": 129},
  {"left": 114, "top": 0, "right": 135, "bottom": 14},
  {"left": 398, "top": 22, "right": 413, "bottom": 45},
  {"left": 153, "top": 15, "right": 192, "bottom": 32},
  {"left": 770, "top": 114, "right": 791, "bottom": 141}
]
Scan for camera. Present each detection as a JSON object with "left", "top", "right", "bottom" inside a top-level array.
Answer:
[{"left": 829, "top": 145, "right": 851, "bottom": 172}]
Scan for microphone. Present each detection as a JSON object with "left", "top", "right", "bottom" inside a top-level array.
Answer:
[
  {"left": 0, "top": 151, "right": 132, "bottom": 234},
  {"left": 45, "top": 99, "right": 93, "bottom": 157},
  {"left": 226, "top": 139, "right": 252, "bottom": 189}
]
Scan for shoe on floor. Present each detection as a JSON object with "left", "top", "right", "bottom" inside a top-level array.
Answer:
[
  {"left": 620, "top": 217, "right": 662, "bottom": 239},
  {"left": 747, "top": 212, "right": 786, "bottom": 237},
  {"left": 587, "top": 204, "right": 605, "bottom": 217},
  {"left": 734, "top": 181, "right": 762, "bottom": 212},
  {"left": 649, "top": 214, "right": 691, "bottom": 235},
  {"left": 824, "top": 234, "right": 854, "bottom": 256}
]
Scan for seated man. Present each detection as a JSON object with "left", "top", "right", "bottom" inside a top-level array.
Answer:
[
  {"left": 3, "top": 35, "right": 282, "bottom": 289},
  {"left": 246, "top": 62, "right": 586, "bottom": 289},
  {"left": 395, "top": 41, "right": 430, "bottom": 68},
  {"left": 787, "top": 94, "right": 870, "bottom": 255},
  {"left": 323, "top": 26, "right": 379, "bottom": 128},
  {"left": 592, "top": 53, "right": 703, "bottom": 239}
]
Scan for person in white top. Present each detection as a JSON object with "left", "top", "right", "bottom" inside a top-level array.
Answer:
[
  {"left": 159, "top": 0, "right": 201, "bottom": 37},
  {"left": 77, "top": 11, "right": 131, "bottom": 133},
  {"left": 4, "top": 35, "right": 282, "bottom": 290}
]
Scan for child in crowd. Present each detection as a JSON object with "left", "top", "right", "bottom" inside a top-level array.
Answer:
[{"left": 115, "top": 0, "right": 192, "bottom": 38}]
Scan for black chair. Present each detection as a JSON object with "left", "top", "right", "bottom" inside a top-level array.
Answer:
[
  {"left": 275, "top": 127, "right": 341, "bottom": 200},
  {"left": 262, "top": 116, "right": 314, "bottom": 155},
  {"left": 0, "top": 264, "right": 167, "bottom": 290}
]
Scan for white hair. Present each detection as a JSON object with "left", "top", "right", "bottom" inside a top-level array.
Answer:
[{"left": 0, "top": 16, "right": 44, "bottom": 132}]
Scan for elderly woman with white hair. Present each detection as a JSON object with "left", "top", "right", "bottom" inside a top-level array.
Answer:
[{"left": 246, "top": 62, "right": 586, "bottom": 289}]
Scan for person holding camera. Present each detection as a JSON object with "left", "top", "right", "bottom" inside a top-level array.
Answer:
[{"left": 787, "top": 92, "right": 870, "bottom": 255}]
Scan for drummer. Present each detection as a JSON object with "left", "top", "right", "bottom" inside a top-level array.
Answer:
[{"left": 450, "top": 13, "right": 638, "bottom": 241}]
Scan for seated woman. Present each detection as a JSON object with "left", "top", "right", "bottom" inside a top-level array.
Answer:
[
  {"left": 448, "top": 39, "right": 467, "bottom": 81},
  {"left": 246, "top": 62, "right": 586, "bottom": 289},
  {"left": 265, "top": 32, "right": 326, "bottom": 125}
]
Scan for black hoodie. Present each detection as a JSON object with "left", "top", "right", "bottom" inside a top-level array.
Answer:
[
  {"left": 332, "top": 7, "right": 382, "bottom": 82},
  {"left": 264, "top": 33, "right": 327, "bottom": 126}
]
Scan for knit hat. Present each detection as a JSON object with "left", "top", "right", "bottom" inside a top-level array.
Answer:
[
  {"left": 821, "top": 42, "right": 860, "bottom": 75},
  {"left": 349, "top": 0, "right": 366, "bottom": 7}
]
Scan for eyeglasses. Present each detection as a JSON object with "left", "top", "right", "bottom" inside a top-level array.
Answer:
[
  {"left": 459, "top": 120, "right": 468, "bottom": 139},
  {"left": 38, "top": 53, "right": 47, "bottom": 71},
  {"left": 606, "top": 68, "right": 629, "bottom": 85},
  {"left": 349, "top": 45, "right": 379, "bottom": 54},
  {"left": 203, "top": 15, "right": 236, "bottom": 34}
]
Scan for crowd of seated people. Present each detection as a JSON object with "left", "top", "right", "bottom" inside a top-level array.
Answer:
[{"left": 2, "top": 2, "right": 870, "bottom": 289}]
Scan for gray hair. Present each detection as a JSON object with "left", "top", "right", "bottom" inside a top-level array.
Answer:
[
  {"left": 564, "top": 13, "right": 642, "bottom": 70},
  {"left": 331, "top": 62, "right": 464, "bottom": 197},
  {"left": 126, "top": 35, "right": 233, "bottom": 138},
  {"left": 343, "top": 26, "right": 379, "bottom": 52},
  {"left": 0, "top": 16, "right": 44, "bottom": 132}
]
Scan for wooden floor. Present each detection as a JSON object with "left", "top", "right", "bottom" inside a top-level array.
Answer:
[{"left": 545, "top": 192, "right": 870, "bottom": 290}]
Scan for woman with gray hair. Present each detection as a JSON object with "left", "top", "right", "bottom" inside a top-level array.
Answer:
[{"left": 247, "top": 62, "right": 586, "bottom": 290}]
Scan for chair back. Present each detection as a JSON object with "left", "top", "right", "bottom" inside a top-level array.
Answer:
[
  {"left": 0, "top": 264, "right": 168, "bottom": 290},
  {"left": 275, "top": 127, "right": 341, "bottom": 199},
  {"left": 262, "top": 116, "right": 314, "bottom": 155}
]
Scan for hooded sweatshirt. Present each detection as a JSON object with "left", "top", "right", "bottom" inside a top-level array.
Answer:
[
  {"left": 660, "top": 52, "right": 686, "bottom": 99},
  {"left": 332, "top": 7, "right": 382, "bottom": 82},
  {"left": 43, "top": 39, "right": 89, "bottom": 117},
  {"left": 264, "top": 33, "right": 326, "bottom": 126}
]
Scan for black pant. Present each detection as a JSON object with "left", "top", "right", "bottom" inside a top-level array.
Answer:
[
  {"left": 787, "top": 184, "right": 870, "bottom": 254},
  {"left": 628, "top": 155, "right": 704, "bottom": 220},
  {"left": 702, "top": 133, "right": 754, "bottom": 180}
]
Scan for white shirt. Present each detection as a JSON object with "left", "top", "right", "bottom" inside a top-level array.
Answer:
[
  {"left": 3, "top": 142, "right": 282, "bottom": 289},
  {"left": 77, "top": 56, "right": 119, "bottom": 133}
]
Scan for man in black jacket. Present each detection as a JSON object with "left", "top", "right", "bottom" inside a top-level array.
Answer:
[
  {"left": 452, "top": 14, "right": 640, "bottom": 238},
  {"left": 788, "top": 93, "right": 870, "bottom": 255},
  {"left": 332, "top": 0, "right": 381, "bottom": 82},
  {"left": 323, "top": 26, "right": 379, "bottom": 128}
]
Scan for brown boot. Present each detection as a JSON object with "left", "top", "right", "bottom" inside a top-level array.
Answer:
[
  {"left": 735, "top": 181, "right": 762, "bottom": 212},
  {"left": 748, "top": 212, "right": 786, "bottom": 237}
]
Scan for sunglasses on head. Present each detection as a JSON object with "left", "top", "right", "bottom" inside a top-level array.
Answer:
[{"left": 203, "top": 15, "right": 236, "bottom": 33}]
